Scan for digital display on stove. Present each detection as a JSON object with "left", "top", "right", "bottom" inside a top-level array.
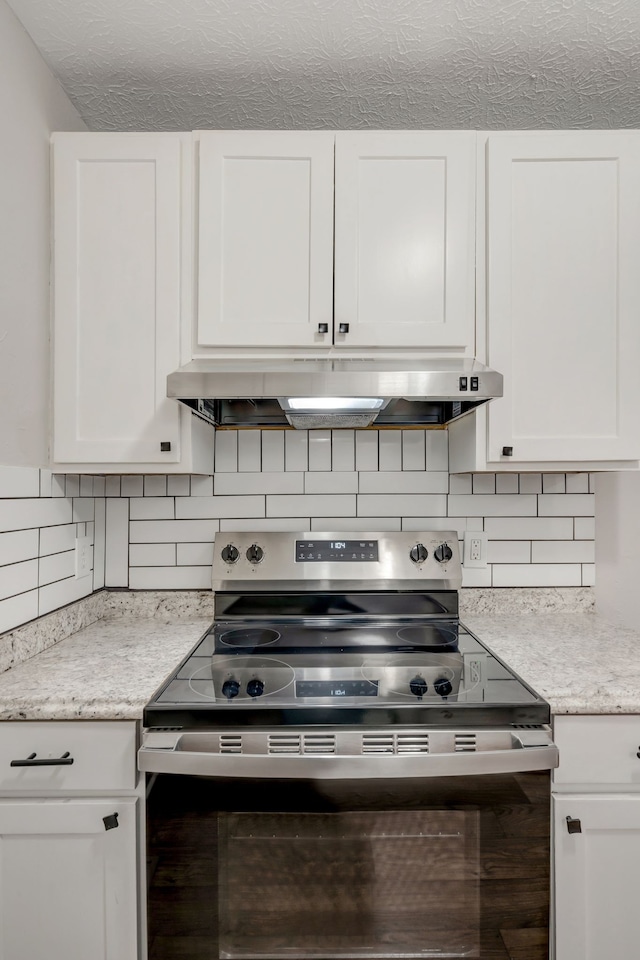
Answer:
[
  {"left": 295, "top": 540, "right": 379, "bottom": 562},
  {"left": 296, "top": 680, "right": 379, "bottom": 698}
]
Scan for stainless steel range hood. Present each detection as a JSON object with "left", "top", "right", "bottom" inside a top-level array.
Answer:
[{"left": 167, "top": 358, "right": 503, "bottom": 429}]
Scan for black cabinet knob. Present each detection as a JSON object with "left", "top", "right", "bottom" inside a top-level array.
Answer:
[
  {"left": 318, "top": 323, "right": 329, "bottom": 334},
  {"left": 338, "top": 323, "right": 350, "bottom": 334},
  {"left": 502, "top": 446, "right": 513, "bottom": 457}
]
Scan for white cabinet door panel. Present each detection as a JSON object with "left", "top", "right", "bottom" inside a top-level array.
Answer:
[
  {"left": 335, "top": 132, "right": 476, "bottom": 350},
  {"left": 53, "top": 134, "right": 183, "bottom": 463},
  {"left": 197, "top": 131, "right": 334, "bottom": 347},
  {"left": 0, "top": 797, "right": 138, "bottom": 960},
  {"left": 554, "top": 794, "right": 640, "bottom": 960},
  {"left": 486, "top": 133, "right": 640, "bottom": 463}
]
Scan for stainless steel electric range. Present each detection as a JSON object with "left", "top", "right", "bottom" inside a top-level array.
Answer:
[
  {"left": 139, "top": 531, "right": 556, "bottom": 778},
  {"left": 141, "top": 531, "right": 557, "bottom": 960}
]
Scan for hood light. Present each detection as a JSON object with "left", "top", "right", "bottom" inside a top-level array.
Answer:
[{"left": 283, "top": 397, "right": 386, "bottom": 411}]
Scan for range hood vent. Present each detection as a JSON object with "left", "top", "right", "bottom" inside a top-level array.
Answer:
[{"left": 168, "top": 358, "right": 503, "bottom": 429}]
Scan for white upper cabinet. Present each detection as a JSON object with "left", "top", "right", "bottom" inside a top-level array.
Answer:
[
  {"left": 52, "top": 133, "right": 214, "bottom": 473},
  {"left": 334, "top": 131, "right": 476, "bottom": 351},
  {"left": 196, "top": 130, "right": 476, "bottom": 352},
  {"left": 197, "top": 131, "right": 335, "bottom": 348},
  {"left": 485, "top": 132, "right": 640, "bottom": 464}
]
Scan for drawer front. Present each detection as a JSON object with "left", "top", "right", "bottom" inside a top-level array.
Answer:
[
  {"left": 554, "top": 715, "right": 640, "bottom": 787},
  {"left": 0, "top": 721, "right": 138, "bottom": 795}
]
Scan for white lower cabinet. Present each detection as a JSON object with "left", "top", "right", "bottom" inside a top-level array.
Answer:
[
  {"left": 0, "top": 721, "right": 143, "bottom": 960},
  {"left": 0, "top": 797, "right": 138, "bottom": 960},
  {"left": 553, "top": 715, "right": 640, "bottom": 960}
]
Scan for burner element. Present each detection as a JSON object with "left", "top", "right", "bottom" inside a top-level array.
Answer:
[
  {"left": 396, "top": 625, "right": 458, "bottom": 650},
  {"left": 219, "top": 628, "right": 280, "bottom": 648}
]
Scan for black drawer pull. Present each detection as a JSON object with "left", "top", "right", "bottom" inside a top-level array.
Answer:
[
  {"left": 566, "top": 816, "right": 582, "bottom": 834},
  {"left": 10, "top": 751, "right": 74, "bottom": 767},
  {"left": 338, "top": 323, "right": 350, "bottom": 334}
]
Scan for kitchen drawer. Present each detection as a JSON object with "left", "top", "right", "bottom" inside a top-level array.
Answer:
[
  {"left": 0, "top": 721, "right": 138, "bottom": 795},
  {"left": 553, "top": 715, "right": 640, "bottom": 788}
]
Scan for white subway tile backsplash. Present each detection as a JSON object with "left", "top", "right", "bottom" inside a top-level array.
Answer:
[
  {"left": 0, "top": 467, "right": 41, "bottom": 499},
  {"left": 574, "top": 517, "right": 596, "bottom": 540},
  {"left": 144, "top": 475, "right": 167, "bottom": 497},
  {"left": 65, "top": 476, "right": 80, "bottom": 498},
  {"left": 466, "top": 517, "right": 485, "bottom": 531},
  {"left": 216, "top": 473, "right": 304, "bottom": 496},
  {"left": 215, "top": 432, "right": 238, "bottom": 472},
  {"left": 425, "top": 433, "right": 448, "bottom": 471},
  {"left": 449, "top": 474, "right": 472, "bottom": 495},
  {"left": 38, "top": 573, "right": 93, "bottom": 616},
  {"left": 360, "top": 472, "right": 449, "bottom": 494},
  {"left": 0, "top": 530, "right": 39, "bottom": 567},
  {"left": 129, "top": 498, "right": 175, "bottom": 521},
  {"left": 538, "top": 494, "right": 595, "bottom": 517},
  {"left": 0, "top": 559, "right": 38, "bottom": 602},
  {"left": 268, "top": 494, "right": 355, "bottom": 518},
  {"left": 332, "top": 430, "right": 355, "bottom": 471},
  {"left": 94, "top": 498, "right": 106, "bottom": 591},
  {"left": 238, "top": 431, "right": 262, "bottom": 472},
  {"left": 177, "top": 542, "right": 215, "bottom": 566},
  {"left": 39, "top": 550, "right": 76, "bottom": 586},
  {"left": 130, "top": 520, "right": 219, "bottom": 543},
  {"left": 486, "top": 541, "right": 531, "bottom": 563},
  {"left": 285, "top": 431, "right": 308, "bottom": 472},
  {"left": 130, "top": 543, "right": 176, "bottom": 567},
  {"left": 51, "top": 474, "right": 66, "bottom": 498},
  {"left": 308, "top": 431, "right": 332, "bottom": 471},
  {"left": 402, "top": 518, "right": 467, "bottom": 535},
  {"left": 495, "top": 474, "right": 519, "bottom": 494},
  {"left": 519, "top": 474, "right": 542, "bottom": 494},
  {"left": 120, "top": 476, "right": 143, "bottom": 497},
  {"left": 177, "top": 496, "right": 265, "bottom": 519},
  {"left": 129, "top": 567, "right": 212, "bottom": 589},
  {"left": 190, "top": 476, "right": 214, "bottom": 497},
  {"left": 402, "top": 431, "right": 425, "bottom": 471},
  {"left": 39, "top": 470, "right": 53, "bottom": 498},
  {"left": 304, "top": 472, "right": 358, "bottom": 494},
  {"left": 462, "top": 566, "right": 492, "bottom": 587},
  {"left": 0, "top": 590, "right": 39, "bottom": 634},
  {"left": 0, "top": 498, "right": 72, "bottom": 534},
  {"left": 472, "top": 474, "right": 496, "bottom": 494},
  {"left": 582, "top": 564, "right": 596, "bottom": 586},
  {"left": 531, "top": 540, "right": 595, "bottom": 563},
  {"left": 542, "top": 474, "right": 566, "bottom": 494},
  {"left": 311, "top": 517, "right": 401, "bottom": 531},
  {"left": 93, "top": 477, "right": 106, "bottom": 497},
  {"left": 355, "top": 431, "right": 378, "bottom": 471},
  {"left": 39, "top": 524, "right": 76, "bottom": 557},
  {"left": 80, "top": 476, "right": 94, "bottom": 498},
  {"left": 448, "top": 495, "right": 537, "bottom": 517},
  {"left": 104, "top": 476, "right": 121, "bottom": 497},
  {"left": 261, "top": 431, "right": 285, "bottom": 473},
  {"left": 565, "top": 473, "right": 590, "bottom": 494},
  {"left": 484, "top": 517, "right": 574, "bottom": 539},
  {"left": 357, "top": 494, "right": 447, "bottom": 517},
  {"left": 167, "top": 476, "right": 191, "bottom": 496},
  {"left": 378, "top": 431, "right": 402, "bottom": 471},
  {"left": 220, "top": 518, "right": 307, "bottom": 532},
  {"left": 72, "top": 498, "right": 95, "bottom": 523},
  {"left": 105, "top": 498, "right": 129, "bottom": 587},
  {"left": 492, "top": 564, "right": 582, "bottom": 587}
]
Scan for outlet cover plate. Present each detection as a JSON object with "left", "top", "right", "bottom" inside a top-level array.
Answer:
[
  {"left": 463, "top": 532, "right": 488, "bottom": 568},
  {"left": 75, "top": 536, "right": 92, "bottom": 579}
]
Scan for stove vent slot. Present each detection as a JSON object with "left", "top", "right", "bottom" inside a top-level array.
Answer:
[
  {"left": 268, "top": 734, "right": 302, "bottom": 754},
  {"left": 396, "top": 734, "right": 430, "bottom": 754},
  {"left": 513, "top": 724, "right": 545, "bottom": 730},
  {"left": 362, "top": 734, "right": 395, "bottom": 754},
  {"left": 219, "top": 734, "right": 243, "bottom": 754},
  {"left": 302, "top": 734, "right": 336, "bottom": 755},
  {"left": 454, "top": 733, "right": 477, "bottom": 752}
]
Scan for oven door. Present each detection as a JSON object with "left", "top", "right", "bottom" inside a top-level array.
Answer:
[{"left": 147, "top": 770, "right": 551, "bottom": 960}]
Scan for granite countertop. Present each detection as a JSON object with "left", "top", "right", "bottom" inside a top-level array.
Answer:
[{"left": 0, "top": 592, "right": 638, "bottom": 721}]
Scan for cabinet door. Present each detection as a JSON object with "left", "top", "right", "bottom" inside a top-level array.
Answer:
[
  {"left": 334, "top": 132, "right": 476, "bottom": 350},
  {"left": 486, "top": 132, "right": 640, "bottom": 463},
  {"left": 554, "top": 794, "right": 640, "bottom": 960},
  {"left": 53, "top": 133, "right": 183, "bottom": 463},
  {"left": 0, "top": 797, "right": 138, "bottom": 960},
  {"left": 197, "top": 131, "right": 334, "bottom": 348}
]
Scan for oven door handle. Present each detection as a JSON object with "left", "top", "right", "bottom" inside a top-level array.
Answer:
[{"left": 138, "top": 738, "right": 558, "bottom": 779}]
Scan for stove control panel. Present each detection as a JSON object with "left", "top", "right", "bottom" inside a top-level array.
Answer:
[{"left": 213, "top": 531, "right": 462, "bottom": 590}]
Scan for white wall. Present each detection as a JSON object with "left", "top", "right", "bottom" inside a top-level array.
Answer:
[
  {"left": 0, "top": 0, "right": 85, "bottom": 467},
  {"left": 595, "top": 472, "right": 640, "bottom": 627}
]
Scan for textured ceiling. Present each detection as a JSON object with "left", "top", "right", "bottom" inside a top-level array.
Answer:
[{"left": 7, "top": 0, "right": 640, "bottom": 131}]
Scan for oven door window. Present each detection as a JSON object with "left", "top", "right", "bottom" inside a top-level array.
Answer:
[{"left": 219, "top": 809, "right": 479, "bottom": 958}]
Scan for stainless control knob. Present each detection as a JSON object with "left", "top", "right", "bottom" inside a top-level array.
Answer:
[
  {"left": 434, "top": 677, "right": 453, "bottom": 697},
  {"left": 221, "top": 544, "right": 239, "bottom": 564},
  {"left": 434, "top": 543, "right": 453, "bottom": 563},
  {"left": 409, "top": 543, "right": 428, "bottom": 564},
  {"left": 246, "top": 544, "right": 264, "bottom": 564}
]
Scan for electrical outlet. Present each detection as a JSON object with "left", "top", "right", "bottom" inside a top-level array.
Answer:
[
  {"left": 75, "top": 536, "right": 92, "bottom": 579},
  {"left": 463, "top": 532, "right": 488, "bottom": 568}
]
